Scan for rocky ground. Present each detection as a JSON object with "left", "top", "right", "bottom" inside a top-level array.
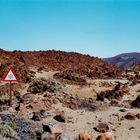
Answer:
[
  {"left": 0, "top": 50, "right": 140, "bottom": 140},
  {"left": 0, "top": 66, "right": 140, "bottom": 140}
]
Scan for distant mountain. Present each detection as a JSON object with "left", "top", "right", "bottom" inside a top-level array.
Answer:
[{"left": 104, "top": 52, "right": 140, "bottom": 68}]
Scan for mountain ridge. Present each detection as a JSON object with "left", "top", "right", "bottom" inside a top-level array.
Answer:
[{"left": 104, "top": 52, "right": 140, "bottom": 68}]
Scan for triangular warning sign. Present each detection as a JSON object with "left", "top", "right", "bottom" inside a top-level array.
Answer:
[{"left": 2, "top": 67, "right": 18, "bottom": 82}]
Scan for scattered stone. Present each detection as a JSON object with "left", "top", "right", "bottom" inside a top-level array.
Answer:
[
  {"left": 119, "top": 109, "right": 127, "bottom": 112},
  {"left": 136, "top": 113, "right": 140, "bottom": 119},
  {"left": 120, "top": 84, "right": 129, "bottom": 94},
  {"left": 96, "top": 94, "right": 104, "bottom": 101},
  {"left": 79, "top": 132, "right": 93, "bottom": 140},
  {"left": 129, "top": 127, "right": 135, "bottom": 130},
  {"left": 21, "top": 93, "right": 33, "bottom": 104},
  {"left": 31, "top": 112, "right": 42, "bottom": 121},
  {"left": 53, "top": 112, "right": 66, "bottom": 123},
  {"left": 125, "top": 113, "right": 136, "bottom": 120},
  {"left": 131, "top": 95, "right": 140, "bottom": 108},
  {"left": 8, "top": 107, "right": 16, "bottom": 114},
  {"left": 41, "top": 132, "right": 56, "bottom": 140},
  {"left": 94, "top": 123, "right": 109, "bottom": 133},
  {"left": 42, "top": 122, "right": 63, "bottom": 135},
  {"left": 96, "top": 132, "right": 113, "bottom": 140},
  {"left": 40, "top": 110, "right": 49, "bottom": 118},
  {"left": 110, "top": 99, "right": 120, "bottom": 106}
]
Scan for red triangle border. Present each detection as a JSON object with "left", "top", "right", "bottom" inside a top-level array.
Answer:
[{"left": 1, "top": 67, "right": 19, "bottom": 82}]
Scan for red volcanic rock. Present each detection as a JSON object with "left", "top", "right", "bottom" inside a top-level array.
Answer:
[
  {"left": 97, "top": 83, "right": 129, "bottom": 101},
  {"left": 0, "top": 50, "right": 121, "bottom": 83}
]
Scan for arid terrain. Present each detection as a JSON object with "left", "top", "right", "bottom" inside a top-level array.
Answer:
[{"left": 0, "top": 50, "right": 140, "bottom": 140}]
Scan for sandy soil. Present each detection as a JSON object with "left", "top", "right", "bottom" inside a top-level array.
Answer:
[
  {"left": 34, "top": 70, "right": 140, "bottom": 140},
  {"left": 48, "top": 103, "right": 140, "bottom": 140}
]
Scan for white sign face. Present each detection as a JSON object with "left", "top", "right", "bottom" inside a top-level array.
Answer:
[{"left": 4, "top": 70, "right": 17, "bottom": 81}]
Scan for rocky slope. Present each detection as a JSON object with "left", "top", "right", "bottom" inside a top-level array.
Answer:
[{"left": 0, "top": 49, "right": 121, "bottom": 82}]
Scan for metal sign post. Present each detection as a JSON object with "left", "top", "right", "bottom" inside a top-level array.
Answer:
[
  {"left": 9, "top": 81, "right": 12, "bottom": 106},
  {"left": 2, "top": 67, "right": 19, "bottom": 107}
]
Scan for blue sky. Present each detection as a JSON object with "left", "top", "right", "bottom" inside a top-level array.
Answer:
[{"left": 0, "top": 0, "right": 140, "bottom": 57}]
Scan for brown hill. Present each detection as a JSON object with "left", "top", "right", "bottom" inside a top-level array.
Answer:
[{"left": 0, "top": 49, "right": 121, "bottom": 82}]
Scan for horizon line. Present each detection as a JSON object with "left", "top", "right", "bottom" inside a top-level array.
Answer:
[{"left": 0, "top": 48, "right": 139, "bottom": 58}]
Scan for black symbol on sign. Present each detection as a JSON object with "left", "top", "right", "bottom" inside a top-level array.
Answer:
[{"left": 8, "top": 74, "right": 13, "bottom": 79}]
